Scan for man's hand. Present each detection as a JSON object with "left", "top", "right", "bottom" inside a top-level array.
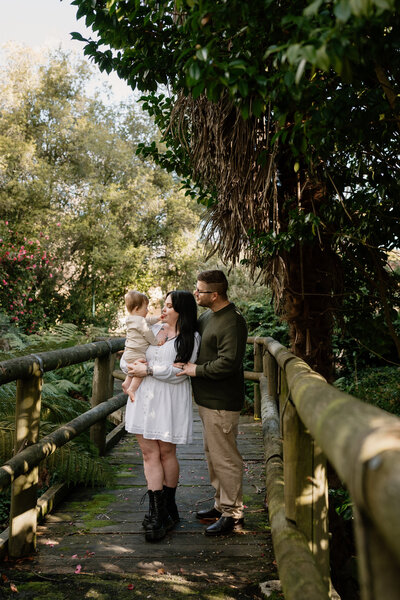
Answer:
[{"left": 174, "top": 362, "right": 197, "bottom": 377}]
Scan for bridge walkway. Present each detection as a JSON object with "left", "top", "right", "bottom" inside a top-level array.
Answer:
[{"left": 2, "top": 407, "right": 279, "bottom": 599}]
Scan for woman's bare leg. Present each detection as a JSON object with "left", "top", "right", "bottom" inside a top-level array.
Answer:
[
  {"left": 159, "top": 441, "right": 179, "bottom": 487},
  {"left": 136, "top": 435, "right": 164, "bottom": 490}
]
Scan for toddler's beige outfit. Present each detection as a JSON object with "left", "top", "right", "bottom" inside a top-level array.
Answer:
[{"left": 121, "top": 315, "right": 159, "bottom": 371}]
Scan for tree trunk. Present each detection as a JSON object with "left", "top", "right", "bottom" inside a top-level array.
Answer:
[
  {"left": 275, "top": 161, "right": 341, "bottom": 383},
  {"left": 283, "top": 241, "right": 338, "bottom": 383}
]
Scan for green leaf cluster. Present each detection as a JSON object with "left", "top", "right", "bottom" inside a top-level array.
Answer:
[
  {"left": 0, "top": 324, "right": 118, "bottom": 529},
  {"left": 0, "top": 46, "right": 204, "bottom": 331},
  {"left": 70, "top": 0, "right": 400, "bottom": 367}
]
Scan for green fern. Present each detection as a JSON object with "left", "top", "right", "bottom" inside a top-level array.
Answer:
[
  {"left": 0, "top": 325, "right": 116, "bottom": 489},
  {"left": 0, "top": 419, "right": 114, "bottom": 488},
  {"left": 0, "top": 321, "right": 109, "bottom": 361}
]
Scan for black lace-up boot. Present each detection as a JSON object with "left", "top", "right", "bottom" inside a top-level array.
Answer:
[
  {"left": 141, "top": 491, "right": 153, "bottom": 529},
  {"left": 142, "top": 485, "right": 180, "bottom": 528},
  {"left": 144, "top": 490, "right": 174, "bottom": 542},
  {"left": 163, "top": 485, "right": 180, "bottom": 525}
]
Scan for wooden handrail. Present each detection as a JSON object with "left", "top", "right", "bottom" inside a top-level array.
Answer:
[
  {"left": 256, "top": 335, "right": 400, "bottom": 600},
  {"left": 0, "top": 337, "right": 126, "bottom": 557},
  {"left": 2, "top": 333, "right": 400, "bottom": 600},
  {"left": 0, "top": 392, "right": 127, "bottom": 493},
  {"left": 0, "top": 338, "right": 125, "bottom": 385}
]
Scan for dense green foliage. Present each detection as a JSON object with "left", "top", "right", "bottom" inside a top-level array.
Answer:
[
  {"left": 71, "top": 0, "right": 400, "bottom": 380},
  {"left": 0, "top": 46, "right": 204, "bottom": 333},
  {"left": 335, "top": 365, "right": 400, "bottom": 416},
  {"left": 0, "top": 222, "right": 60, "bottom": 332},
  {"left": 0, "top": 323, "right": 115, "bottom": 529}
]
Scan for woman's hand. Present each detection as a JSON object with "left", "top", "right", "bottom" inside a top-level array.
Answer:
[{"left": 127, "top": 359, "right": 148, "bottom": 377}]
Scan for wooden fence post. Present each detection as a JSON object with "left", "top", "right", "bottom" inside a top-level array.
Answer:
[
  {"left": 281, "top": 375, "right": 330, "bottom": 593},
  {"left": 253, "top": 341, "right": 263, "bottom": 419},
  {"left": 90, "top": 351, "right": 115, "bottom": 455},
  {"left": 354, "top": 503, "right": 400, "bottom": 600},
  {"left": 8, "top": 364, "right": 43, "bottom": 557}
]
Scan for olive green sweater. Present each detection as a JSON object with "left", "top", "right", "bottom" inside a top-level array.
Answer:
[{"left": 192, "top": 303, "right": 248, "bottom": 411}]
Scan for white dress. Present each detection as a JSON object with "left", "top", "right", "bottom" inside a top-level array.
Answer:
[{"left": 124, "top": 323, "right": 201, "bottom": 444}]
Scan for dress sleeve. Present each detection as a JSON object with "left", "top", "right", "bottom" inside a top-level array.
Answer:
[{"left": 151, "top": 333, "right": 201, "bottom": 385}]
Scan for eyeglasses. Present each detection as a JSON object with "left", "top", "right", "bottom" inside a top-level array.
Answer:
[{"left": 194, "top": 288, "right": 214, "bottom": 294}]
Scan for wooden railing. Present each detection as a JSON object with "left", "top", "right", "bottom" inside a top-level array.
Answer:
[
  {"left": 249, "top": 336, "right": 400, "bottom": 600},
  {"left": 1, "top": 335, "right": 400, "bottom": 600},
  {"left": 0, "top": 338, "right": 126, "bottom": 558}
]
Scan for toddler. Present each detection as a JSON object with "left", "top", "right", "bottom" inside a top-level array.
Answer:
[{"left": 120, "top": 290, "right": 161, "bottom": 402}]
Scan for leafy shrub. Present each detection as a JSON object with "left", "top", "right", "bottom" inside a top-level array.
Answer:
[
  {"left": 334, "top": 366, "right": 400, "bottom": 417},
  {"left": 0, "top": 221, "right": 63, "bottom": 332},
  {"left": 236, "top": 298, "right": 289, "bottom": 413},
  {"left": 0, "top": 324, "right": 117, "bottom": 530}
]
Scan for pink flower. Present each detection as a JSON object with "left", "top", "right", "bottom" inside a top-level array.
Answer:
[
  {"left": 28, "top": 298, "right": 33, "bottom": 302},
  {"left": 5, "top": 221, "right": 8, "bottom": 225},
  {"left": 56, "top": 222, "right": 61, "bottom": 227},
  {"left": 49, "top": 273, "right": 53, "bottom": 278},
  {"left": 74, "top": 564, "right": 82, "bottom": 574}
]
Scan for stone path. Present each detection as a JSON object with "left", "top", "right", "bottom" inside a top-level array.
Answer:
[{"left": 0, "top": 407, "right": 279, "bottom": 599}]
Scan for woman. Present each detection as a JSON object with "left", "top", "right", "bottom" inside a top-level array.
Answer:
[{"left": 123, "top": 290, "right": 200, "bottom": 542}]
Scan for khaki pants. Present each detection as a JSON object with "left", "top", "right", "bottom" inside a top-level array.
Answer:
[{"left": 198, "top": 405, "right": 244, "bottom": 519}]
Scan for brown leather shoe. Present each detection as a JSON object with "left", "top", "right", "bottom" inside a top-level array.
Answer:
[{"left": 195, "top": 507, "right": 222, "bottom": 520}]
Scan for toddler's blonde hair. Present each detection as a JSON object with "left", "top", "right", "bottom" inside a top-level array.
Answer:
[{"left": 125, "top": 290, "right": 149, "bottom": 313}]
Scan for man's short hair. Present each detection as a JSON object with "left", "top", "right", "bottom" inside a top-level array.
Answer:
[
  {"left": 125, "top": 290, "right": 148, "bottom": 312},
  {"left": 197, "top": 270, "right": 228, "bottom": 298}
]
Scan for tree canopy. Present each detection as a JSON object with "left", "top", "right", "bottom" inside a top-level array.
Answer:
[
  {"left": 0, "top": 46, "right": 204, "bottom": 331},
  {"left": 70, "top": 0, "right": 399, "bottom": 378}
]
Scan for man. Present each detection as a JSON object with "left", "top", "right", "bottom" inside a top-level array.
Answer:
[{"left": 176, "top": 270, "right": 248, "bottom": 536}]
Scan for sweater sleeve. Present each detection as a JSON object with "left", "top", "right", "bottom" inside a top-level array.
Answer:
[
  {"left": 151, "top": 333, "right": 201, "bottom": 384},
  {"left": 195, "top": 321, "right": 247, "bottom": 380}
]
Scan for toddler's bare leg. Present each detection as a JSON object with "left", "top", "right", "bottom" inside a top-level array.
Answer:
[
  {"left": 127, "top": 376, "right": 142, "bottom": 403},
  {"left": 122, "top": 375, "right": 133, "bottom": 393}
]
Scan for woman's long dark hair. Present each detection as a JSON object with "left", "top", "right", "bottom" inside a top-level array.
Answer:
[{"left": 167, "top": 290, "right": 198, "bottom": 362}]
